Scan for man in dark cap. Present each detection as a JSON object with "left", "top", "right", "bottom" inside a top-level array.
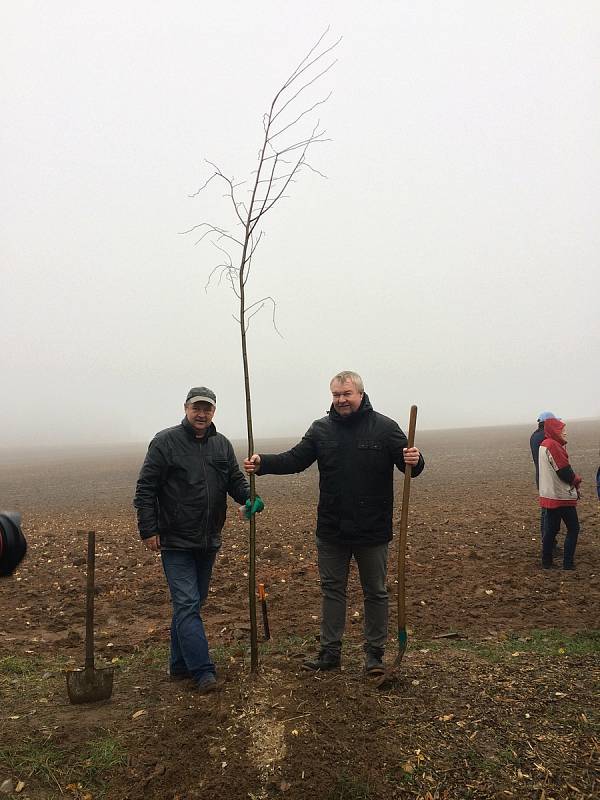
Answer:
[{"left": 134, "top": 387, "right": 259, "bottom": 693}]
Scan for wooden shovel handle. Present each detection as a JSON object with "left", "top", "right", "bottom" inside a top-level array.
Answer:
[
  {"left": 85, "top": 531, "right": 96, "bottom": 669},
  {"left": 397, "top": 406, "right": 418, "bottom": 630}
]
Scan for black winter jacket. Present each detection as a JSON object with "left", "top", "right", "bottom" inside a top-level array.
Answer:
[
  {"left": 530, "top": 425, "right": 545, "bottom": 488},
  {"left": 258, "top": 395, "right": 424, "bottom": 546},
  {"left": 133, "top": 419, "right": 250, "bottom": 550}
]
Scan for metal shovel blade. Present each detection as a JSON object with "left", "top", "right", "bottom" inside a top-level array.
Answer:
[
  {"left": 65, "top": 530, "right": 114, "bottom": 704},
  {"left": 66, "top": 665, "right": 114, "bottom": 704}
]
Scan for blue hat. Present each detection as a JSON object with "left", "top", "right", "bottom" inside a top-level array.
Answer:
[{"left": 537, "top": 411, "right": 556, "bottom": 422}]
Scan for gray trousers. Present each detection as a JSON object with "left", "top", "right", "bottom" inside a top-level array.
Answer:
[{"left": 316, "top": 537, "right": 389, "bottom": 657}]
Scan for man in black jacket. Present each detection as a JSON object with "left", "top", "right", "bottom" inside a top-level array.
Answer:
[
  {"left": 244, "top": 371, "right": 424, "bottom": 675},
  {"left": 530, "top": 411, "right": 558, "bottom": 550},
  {"left": 134, "top": 387, "right": 256, "bottom": 693},
  {"left": 530, "top": 411, "right": 557, "bottom": 488}
]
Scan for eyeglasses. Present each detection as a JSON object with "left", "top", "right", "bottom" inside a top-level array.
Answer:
[{"left": 186, "top": 403, "right": 215, "bottom": 413}]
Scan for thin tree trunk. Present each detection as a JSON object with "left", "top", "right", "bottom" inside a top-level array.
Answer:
[{"left": 239, "top": 249, "right": 258, "bottom": 672}]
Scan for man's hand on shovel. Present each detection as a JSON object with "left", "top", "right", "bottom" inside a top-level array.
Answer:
[{"left": 403, "top": 447, "right": 420, "bottom": 466}]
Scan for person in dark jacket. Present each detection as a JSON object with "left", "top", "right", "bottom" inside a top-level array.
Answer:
[
  {"left": 0, "top": 512, "right": 27, "bottom": 577},
  {"left": 530, "top": 412, "right": 556, "bottom": 488},
  {"left": 244, "top": 371, "right": 424, "bottom": 676},
  {"left": 530, "top": 411, "right": 557, "bottom": 549},
  {"left": 134, "top": 386, "right": 257, "bottom": 693}
]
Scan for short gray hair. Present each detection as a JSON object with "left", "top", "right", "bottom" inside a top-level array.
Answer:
[{"left": 330, "top": 371, "right": 364, "bottom": 393}]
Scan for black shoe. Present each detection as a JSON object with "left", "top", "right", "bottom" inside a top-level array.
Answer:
[
  {"left": 541, "top": 561, "right": 555, "bottom": 569},
  {"left": 301, "top": 650, "right": 340, "bottom": 672},
  {"left": 168, "top": 669, "right": 192, "bottom": 681},
  {"left": 563, "top": 563, "right": 575, "bottom": 571},
  {"left": 365, "top": 652, "right": 385, "bottom": 676},
  {"left": 196, "top": 674, "right": 217, "bottom": 694}
]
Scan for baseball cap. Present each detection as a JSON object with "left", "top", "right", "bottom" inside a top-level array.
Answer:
[
  {"left": 537, "top": 411, "right": 556, "bottom": 422},
  {"left": 186, "top": 387, "right": 216, "bottom": 406}
]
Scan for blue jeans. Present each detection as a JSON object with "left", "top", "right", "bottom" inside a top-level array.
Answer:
[
  {"left": 161, "top": 548, "right": 217, "bottom": 681},
  {"left": 542, "top": 507, "right": 579, "bottom": 568},
  {"left": 540, "top": 507, "right": 547, "bottom": 540}
]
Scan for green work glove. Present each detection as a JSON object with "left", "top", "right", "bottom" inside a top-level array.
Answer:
[{"left": 244, "top": 495, "right": 265, "bottom": 520}]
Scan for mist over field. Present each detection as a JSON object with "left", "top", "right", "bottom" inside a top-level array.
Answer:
[{"left": 2, "top": 1, "right": 599, "bottom": 449}]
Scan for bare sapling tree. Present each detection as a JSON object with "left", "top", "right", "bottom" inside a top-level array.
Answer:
[{"left": 183, "top": 30, "right": 340, "bottom": 672}]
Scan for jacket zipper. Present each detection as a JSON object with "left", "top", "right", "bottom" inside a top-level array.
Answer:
[{"left": 202, "top": 442, "right": 210, "bottom": 542}]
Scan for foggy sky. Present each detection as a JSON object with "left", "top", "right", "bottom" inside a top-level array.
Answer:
[{"left": 2, "top": 1, "right": 599, "bottom": 448}]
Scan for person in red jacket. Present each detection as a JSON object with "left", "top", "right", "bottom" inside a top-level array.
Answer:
[{"left": 538, "top": 418, "right": 582, "bottom": 570}]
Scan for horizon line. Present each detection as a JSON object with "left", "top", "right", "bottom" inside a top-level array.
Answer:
[{"left": 1, "top": 416, "right": 598, "bottom": 453}]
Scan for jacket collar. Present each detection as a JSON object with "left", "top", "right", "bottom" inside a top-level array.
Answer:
[{"left": 329, "top": 392, "right": 373, "bottom": 424}]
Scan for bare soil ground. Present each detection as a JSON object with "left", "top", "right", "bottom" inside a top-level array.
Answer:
[{"left": 1, "top": 421, "right": 598, "bottom": 799}]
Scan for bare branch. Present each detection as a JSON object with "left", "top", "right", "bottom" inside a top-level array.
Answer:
[
  {"left": 244, "top": 302, "right": 265, "bottom": 333},
  {"left": 245, "top": 230, "right": 264, "bottom": 264},
  {"left": 242, "top": 231, "right": 257, "bottom": 287},
  {"left": 269, "top": 92, "right": 333, "bottom": 142},
  {"left": 204, "top": 262, "right": 226, "bottom": 291},
  {"left": 249, "top": 123, "right": 322, "bottom": 227},
  {"left": 280, "top": 28, "right": 341, "bottom": 97},
  {"left": 188, "top": 171, "right": 220, "bottom": 198},
  {"left": 251, "top": 155, "right": 292, "bottom": 172},
  {"left": 203, "top": 237, "right": 243, "bottom": 296},
  {"left": 179, "top": 221, "right": 223, "bottom": 236},
  {"left": 242, "top": 230, "right": 264, "bottom": 287},
  {"left": 254, "top": 172, "right": 295, "bottom": 185},
  {"left": 272, "top": 62, "right": 337, "bottom": 124},
  {"left": 226, "top": 269, "right": 240, "bottom": 298},
  {"left": 205, "top": 263, "right": 240, "bottom": 298},
  {"left": 243, "top": 296, "right": 283, "bottom": 338},
  {"left": 266, "top": 29, "right": 339, "bottom": 125},
  {"left": 211, "top": 239, "right": 235, "bottom": 264},
  {"left": 195, "top": 160, "right": 246, "bottom": 226},
  {"left": 260, "top": 133, "right": 331, "bottom": 162},
  {"left": 283, "top": 27, "right": 331, "bottom": 87},
  {"left": 253, "top": 170, "right": 305, "bottom": 192},
  {"left": 179, "top": 222, "right": 245, "bottom": 252},
  {"left": 301, "top": 161, "right": 328, "bottom": 179},
  {"left": 251, "top": 154, "right": 279, "bottom": 220}
]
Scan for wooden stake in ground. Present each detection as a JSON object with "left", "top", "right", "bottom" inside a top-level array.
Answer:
[
  {"left": 395, "top": 405, "right": 418, "bottom": 665},
  {"left": 184, "top": 31, "right": 339, "bottom": 672}
]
